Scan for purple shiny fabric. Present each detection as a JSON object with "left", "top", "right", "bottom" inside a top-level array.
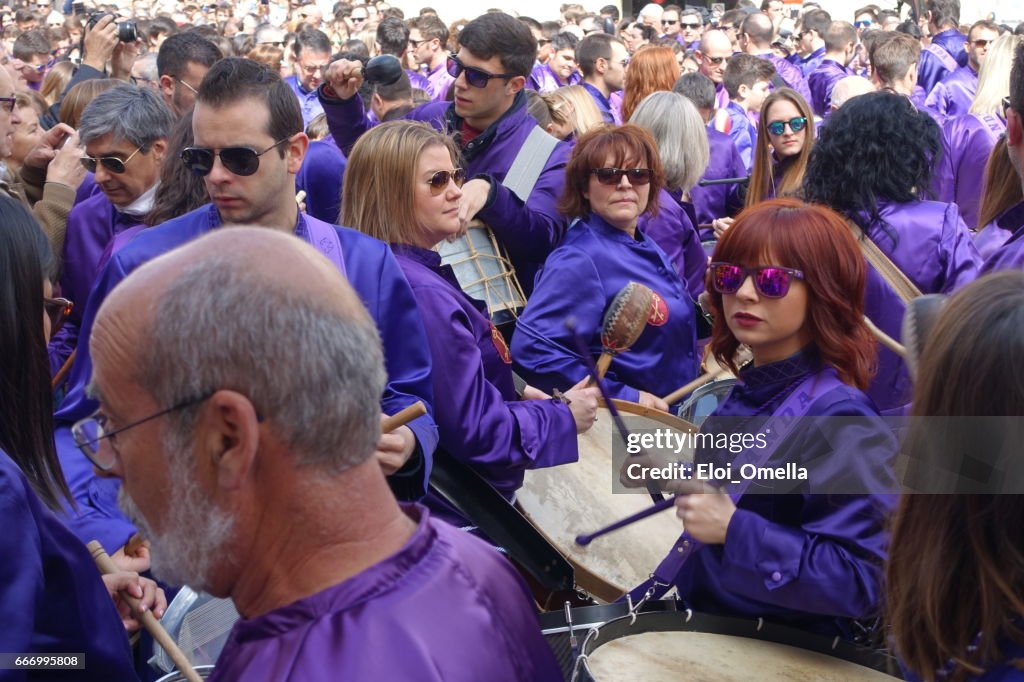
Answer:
[
  {"left": 639, "top": 188, "right": 707, "bottom": 297},
  {"left": 511, "top": 214, "right": 699, "bottom": 404},
  {"left": 924, "top": 65, "right": 977, "bottom": 123},
  {"left": 981, "top": 201, "right": 1024, "bottom": 273},
  {"left": 758, "top": 52, "right": 812, "bottom": 105},
  {"left": 807, "top": 58, "right": 849, "bottom": 117},
  {"left": 691, "top": 128, "right": 746, "bottom": 230},
  {"left": 392, "top": 244, "right": 578, "bottom": 496},
  {"left": 932, "top": 113, "right": 1005, "bottom": 229},
  {"left": 285, "top": 74, "right": 325, "bottom": 127},
  {"left": 724, "top": 101, "right": 756, "bottom": 170},
  {"left": 861, "top": 200, "right": 982, "bottom": 412},
  {"left": 527, "top": 63, "right": 581, "bottom": 93},
  {"left": 652, "top": 350, "right": 896, "bottom": 637},
  {"left": 715, "top": 81, "right": 730, "bottom": 110},
  {"left": 918, "top": 29, "right": 968, "bottom": 95},
  {"left": 582, "top": 82, "right": 620, "bottom": 124},
  {"left": 406, "top": 67, "right": 431, "bottom": 94},
  {"left": 910, "top": 86, "right": 942, "bottom": 123},
  {"left": 799, "top": 46, "right": 826, "bottom": 78},
  {"left": 424, "top": 62, "right": 455, "bottom": 101},
  {"left": 207, "top": 504, "right": 562, "bottom": 682},
  {"left": 295, "top": 139, "right": 346, "bottom": 225}
]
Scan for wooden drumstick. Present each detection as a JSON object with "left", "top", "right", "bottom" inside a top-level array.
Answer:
[
  {"left": 87, "top": 541, "right": 203, "bottom": 682},
  {"left": 661, "top": 366, "right": 731, "bottom": 406},
  {"left": 593, "top": 282, "right": 655, "bottom": 382},
  {"left": 382, "top": 401, "right": 426, "bottom": 433},
  {"left": 864, "top": 316, "right": 907, "bottom": 358},
  {"left": 51, "top": 349, "right": 76, "bottom": 389}
]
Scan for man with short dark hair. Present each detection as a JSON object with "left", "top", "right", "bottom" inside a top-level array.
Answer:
[
  {"left": 870, "top": 31, "right": 934, "bottom": 119},
  {"left": 577, "top": 32, "right": 628, "bottom": 123},
  {"left": 722, "top": 54, "right": 775, "bottom": 170},
  {"left": 739, "top": 12, "right": 812, "bottom": 104},
  {"left": 320, "top": 12, "right": 570, "bottom": 294},
  {"left": 925, "top": 19, "right": 999, "bottom": 122},
  {"left": 660, "top": 4, "right": 682, "bottom": 40},
  {"left": 11, "top": 29, "right": 51, "bottom": 91},
  {"left": 156, "top": 31, "right": 222, "bottom": 118},
  {"left": 761, "top": 0, "right": 785, "bottom": 36},
  {"left": 286, "top": 29, "right": 333, "bottom": 126},
  {"left": 529, "top": 32, "right": 580, "bottom": 92},
  {"left": 407, "top": 15, "right": 453, "bottom": 100},
  {"left": 918, "top": 0, "right": 968, "bottom": 94},
  {"left": 368, "top": 69, "right": 413, "bottom": 120},
  {"left": 796, "top": 9, "right": 831, "bottom": 77},
  {"left": 376, "top": 16, "right": 431, "bottom": 93},
  {"left": 808, "top": 20, "right": 857, "bottom": 116}
]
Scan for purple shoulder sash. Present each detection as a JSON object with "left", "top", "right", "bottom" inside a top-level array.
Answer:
[
  {"left": 925, "top": 43, "right": 958, "bottom": 73},
  {"left": 977, "top": 113, "right": 1006, "bottom": 145}
]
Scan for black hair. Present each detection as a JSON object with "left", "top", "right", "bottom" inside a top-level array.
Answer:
[
  {"left": 518, "top": 16, "right": 542, "bottom": 32},
  {"left": 1010, "top": 40, "right": 1024, "bottom": 115},
  {"left": 157, "top": 31, "right": 223, "bottom": 78},
  {"left": 340, "top": 39, "right": 370, "bottom": 60},
  {"left": 1015, "top": 22, "right": 1024, "bottom": 36},
  {"left": 292, "top": 28, "right": 331, "bottom": 58},
  {"left": 374, "top": 68, "right": 411, "bottom": 102},
  {"left": 801, "top": 9, "right": 832, "bottom": 37},
  {"left": 894, "top": 19, "right": 923, "bottom": 39},
  {"left": 926, "top": 0, "right": 960, "bottom": 29},
  {"left": 672, "top": 71, "right": 716, "bottom": 111},
  {"left": 0, "top": 196, "right": 71, "bottom": 511},
  {"left": 147, "top": 16, "right": 178, "bottom": 41},
  {"left": 803, "top": 91, "right": 941, "bottom": 228},
  {"left": 550, "top": 31, "right": 578, "bottom": 53},
  {"left": 576, "top": 32, "right": 621, "bottom": 77},
  {"left": 376, "top": 16, "right": 409, "bottom": 56},
  {"left": 147, "top": 109, "right": 208, "bottom": 227},
  {"left": 196, "top": 57, "right": 303, "bottom": 154},
  {"left": 12, "top": 29, "right": 50, "bottom": 60},
  {"left": 600, "top": 5, "right": 620, "bottom": 21},
  {"left": 457, "top": 12, "right": 537, "bottom": 79}
]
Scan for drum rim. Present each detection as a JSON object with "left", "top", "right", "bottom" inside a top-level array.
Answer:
[{"left": 601, "top": 398, "right": 698, "bottom": 432}]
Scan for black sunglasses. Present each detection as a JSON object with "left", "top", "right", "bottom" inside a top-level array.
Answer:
[
  {"left": 44, "top": 296, "right": 73, "bottom": 334},
  {"left": 680, "top": 21, "right": 702, "bottom": 29},
  {"left": 446, "top": 54, "right": 517, "bottom": 88},
  {"left": 426, "top": 168, "right": 465, "bottom": 195},
  {"left": 766, "top": 116, "right": 808, "bottom": 135},
  {"left": 181, "top": 139, "right": 289, "bottom": 177},
  {"left": 703, "top": 55, "right": 728, "bottom": 65},
  {"left": 591, "top": 167, "right": 653, "bottom": 186},
  {"left": 81, "top": 146, "right": 143, "bottom": 174}
]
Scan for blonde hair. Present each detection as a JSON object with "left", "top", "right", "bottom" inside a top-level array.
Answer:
[
  {"left": 543, "top": 85, "right": 605, "bottom": 138},
  {"left": 39, "top": 60, "right": 74, "bottom": 108},
  {"left": 342, "top": 120, "right": 459, "bottom": 244},
  {"left": 970, "top": 33, "right": 1023, "bottom": 116},
  {"left": 629, "top": 91, "right": 709, "bottom": 193}
]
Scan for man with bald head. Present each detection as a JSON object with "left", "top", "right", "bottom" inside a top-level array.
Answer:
[
  {"left": 738, "top": 12, "right": 812, "bottom": 104},
  {"left": 829, "top": 75, "right": 875, "bottom": 112},
  {"left": 84, "top": 228, "right": 562, "bottom": 681},
  {"left": 697, "top": 29, "right": 734, "bottom": 110}
]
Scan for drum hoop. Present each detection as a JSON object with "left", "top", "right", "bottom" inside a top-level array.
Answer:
[{"left": 601, "top": 398, "right": 699, "bottom": 432}]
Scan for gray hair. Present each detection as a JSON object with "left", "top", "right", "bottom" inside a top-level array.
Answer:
[
  {"left": 78, "top": 83, "right": 174, "bottom": 149},
  {"left": 137, "top": 248, "right": 387, "bottom": 473},
  {"left": 629, "top": 91, "right": 710, "bottom": 193},
  {"left": 133, "top": 52, "right": 159, "bottom": 83}
]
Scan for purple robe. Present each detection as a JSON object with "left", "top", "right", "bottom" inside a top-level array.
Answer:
[
  {"left": 582, "top": 81, "right": 621, "bottom": 124},
  {"left": 714, "top": 81, "right": 730, "bottom": 110},
  {"left": 320, "top": 88, "right": 570, "bottom": 295},
  {"left": 511, "top": 214, "right": 699, "bottom": 404},
  {"left": 724, "top": 101, "right": 756, "bottom": 171},
  {"left": 296, "top": 139, "right": 346, "bottom": 225},
  {"left": 642, "top": 349, "right": 896, "bottom": 636},
  {"left": 54, "top": 206, "right": 439, "bottom": 550},
  {"left": 974, "top": 201, "right": 1024, "bottom": 261},
  {"left": 981, "top": 201, "right": 1024, "bottom": 274},
  {"left": 910, "top": 86, "right": 942, "bottom": 123},
  {"left": 932, "top": 113, "right": 1005, "bottom": 229},
  {"left": 207, "top": 504, "right": 562, "bottom": 682},
  {"left": 861, "top": 200, "right": 982, "bottom": 412},
  {"left": 639, "top": 188, "right": 707, "bottom": 297},
  {"left": 406, "top": 67, "right": 431, "bottom": 94},
  {"left": 799, "top": 46, "right": 826, "bottom": 78},
  {"left": 424, "top": 62, "right": 455, "bottom": 101},
  {"left": 73, "top": 172, "right": 101, "bottom": 205},
  {"left": 807, "top": 58, "right": 849, "bottom": 117},
  {"left": 527, "top": 63, "right": 581, "bottom": 94},
  {"left": 392, "top": 244, "right": 578, "bottom": 496},
  {"left": 691, "top": 128, "right": 746, "bottom": 231},
  {"left": 918, "top": 28, "right": 968, "bottom": 95},
  {"left": 285, "top": 74, "right": 326, "bottom": 127},
  {"left": 924, "top": 65, "right": 978, "bottom": 123},
  {"left": 0, "top": 449, "right": 137, "bottom": 680},
  {"left": 757, "top": 51, "right": 812, "bottom": 105}
]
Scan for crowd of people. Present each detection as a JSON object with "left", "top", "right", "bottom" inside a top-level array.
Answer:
[{"left": 2, "top": 0, "right": 1024, "bottom": 680}]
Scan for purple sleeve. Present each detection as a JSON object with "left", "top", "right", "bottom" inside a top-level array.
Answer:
[
  {"left": 924, "top": 80, "right": 951, "bottom": 122},
  {"left": 318, "top": 88, "right": 371, "bottom": 157},
  {"left": 938, "top": 201, "right": 983, "bottom": 293},
  {"left": 917, "top": 51, "right": 951, "bottom": 95}
]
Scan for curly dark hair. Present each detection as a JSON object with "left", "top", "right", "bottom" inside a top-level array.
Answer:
[{"left": 802, "top": 91, "right": 941, "bottom": 229}]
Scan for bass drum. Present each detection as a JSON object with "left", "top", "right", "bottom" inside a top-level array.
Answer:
[
  {"left": 678, "top": 377, "right": 737, "bottom": 426},
  {"left": 518, "top": 400, "right": 696, "bottom": 603},
  {"left": 542, "top": 601, "right": 900, "bottom": 682}
]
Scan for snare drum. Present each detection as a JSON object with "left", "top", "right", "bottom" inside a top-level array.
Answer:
[
  {"left": 436, "top": 221, "right": 527, "bottom": 325},
  {"left": 518, "top": 401, "right": 696, "bottom": 603},
  {"left": 542, "top": 602, "right": 899, "bottom": 682},
  {"left": 155, "top": 665, "right": 215, "bottom": 681},
  {"left": 151, "top": 587, "right": 238, "bottom": 675},
  {"left": 678, "top": 377, "right": 737, "bottom": 425}
]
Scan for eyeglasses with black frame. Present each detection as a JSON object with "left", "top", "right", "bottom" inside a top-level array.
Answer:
[
  {"left": 710, "top": 263, "right": 805, "bottom": 299},
  {"left": 425, "top": 168, "right": 465, "bottom": 195},
  {"left": 590, "top": 167, "right": 653, "bottom": 186},
  {"left": 80, "top": 146, "right": 143, "bottom": 174},
  {"left": 0, "top": 96, "right": 16, "bottom": 113},
  {"left": 766, "top": 116, "right": 808, "bottom": 136},
  {"left": 446, "top": 54, "right": 517, "bottom": 88},
  {"left": 181, "top": 138, "right": 290, "bottom": 177},
  {"left": 71, "top": 392, "right": 214, "bottom": 471}
]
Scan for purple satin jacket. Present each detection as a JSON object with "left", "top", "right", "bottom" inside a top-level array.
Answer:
[
  {"left": 808, "top": 58, "right": 849, "bottom": 117},
  {"left": 932, "top": 113, "right": 1005, "bottom": 229},
  {"left": 512, "top": 214, "right": 699, "bottom": 404},
  {"left": 799, "top": 46, "right": 826, "bottom": 78},
  {"left": 319, "top": 89, "right": 570, "bottom": 295},
  {"left": 924, "top": 65, "right": 978, "bottom": 123},
  {"left": 975, "top": 201, "right": 1024, "bottom": 262},
  {"left": 295, "top": 139, "right": 346, "bottom": 225},
  {"left": 981, "top": 201, "right": 1024, "bottom": 274},
  {"left": 406, "top": 67, "right": 431, "bottom": 94},
  {"left": 654, "top": 350, "right": 896, "bottom": 637},
  {"left": 527, "top": 63, "right": 581, "bottom": 93},
  {"left": 860, "top": 200, "right": 982, "bottom": 412},
  {"left": 918, "top": 29, "right": 968, "bottom": 95},
  {"left": 691, "top": 128, "right": 746, "bottom": 230},
  {"left": 638, "top": 188, "right": 707, "bottom": 298},
  {"left": 393, "top": 244, "right": 578, "bottom": 496},
  {"left": 724, "top": 101, "right": 756, "bottom": 171},
  {"left": 285, "top": 74, "right": 325, "bottom": 127},
  {"left": 583, "top": 82, "right": 620, "bottom": 124},
  {"left": 208, "top": 505, "right": 562, "bottom": 682},
  {"left": 758, "top": 52, "right": 812, "bottom": 105},
  {"left": 424, "top": 62, "right": 455, "bottom": 101}
]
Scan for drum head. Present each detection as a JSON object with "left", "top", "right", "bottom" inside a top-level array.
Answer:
[
  {"left": 518, "top": 401, "right": 695, "bottom": 603},
  {"left": 679, "top": 378, "right": 737, "bottom": 425}
]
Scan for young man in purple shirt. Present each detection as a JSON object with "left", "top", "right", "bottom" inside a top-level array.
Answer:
[
  {"left": 925, "top": 20, "right": 999, "bottom": 123},
  {"left": 917, "top": 0, "right": 968, "bottom": 94},
  {"left": 577, "top": 32, "right": 628, "bottom": 124},
  {"left": 796, "top": 9, "right": 831, "bottom": 77},
  {"left": 407, "top": 15, "right": 455, "bottom": 101},
  {"left": 871, "top": 32, "right": 941, "bottom": 122},
  {"left": 377, "top": 16, "right": 432, "bottom": 94},
  {"left": 284, "top": 29, "right": 332, "bottom": 127},
  {"left": 808, "top": 20, "right": 856, "bottom": 117},
  {"left": 528, "top": 32, "right": 581, "bottom": 93},
  {"left": 722, "top": 54, "right": 775, "bottom": 170}
]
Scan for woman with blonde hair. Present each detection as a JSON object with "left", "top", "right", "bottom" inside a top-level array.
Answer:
[
  {"left": 620, "top": 45, "right": 680, "bottom": 123},
  {"left": 542, "top": 84, "right": 604, "bottom": 140},
  {"left": 629, "top": 90, "right": 709, "bottom": 295},
  {"left": 933, "top": 33, "right": 1023, "bottom": 228},
  {"left": 745, "top": 87, "right": 816, "bottom": 207},
  {"left": 39, "top": 60, "right": 73, "bottom": 108}
]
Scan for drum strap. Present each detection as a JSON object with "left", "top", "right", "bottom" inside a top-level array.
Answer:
[
  {"left": 627, "top": 370, "right": 847, "bottom": 603},
  {"left": 925, "top": 43, "right": 958, "bottom": 73},
  {"left": 503, "top": 125, "right": 559, "bottom": 203},
  {"left": 848, "top": 220, "right": 922, "bottom": 305}
]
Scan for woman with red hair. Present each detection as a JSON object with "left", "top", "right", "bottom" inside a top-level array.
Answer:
[
  {"left": 633, "top": 198, "right": 898, "bottom": 639},
  {"left": 620, "top": 45, "right": 680, "bottom": 123}
]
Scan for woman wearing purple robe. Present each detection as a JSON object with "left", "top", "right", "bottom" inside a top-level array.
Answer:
[
  {"left": 975, "top": 137, "right": 1024, "bottom": 260},
  {"left": 803, "top": 91, "right": 982, "bottom": 413},
  {"left": 745, "top": 87, "right": 815, "bottom": 208},
  {"left": 0, "top": 196, "right": 163, "bottom": 680},
  {"left": 635, "top": 199, "right": 897, "bottom": 638},
  {"left": 341, "top": 120, "right": 599, "bottom": 501}
]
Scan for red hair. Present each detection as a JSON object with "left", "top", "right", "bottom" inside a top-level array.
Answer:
[
  {"left": 620, "top": 46, "right": 681, "bottom": 124},
  {"left": 705, "top": 198, "right": 876, "bottom": 390}
]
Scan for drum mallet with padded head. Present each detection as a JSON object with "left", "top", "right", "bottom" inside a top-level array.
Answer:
[{"left": 593, "top": 282, "right": 655, "bottom": 381}]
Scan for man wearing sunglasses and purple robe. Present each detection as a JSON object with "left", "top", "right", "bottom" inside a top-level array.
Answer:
[
  {"left": 52, "top": 58, "right": 439, "bottom": 556},
  {"left": 917, "top": 0, "right": 968, "bottom": 96},
  {"left": 48, "top": 85, "right": 172, "bottom": 377},
  {"left": 318, "top": 13, "right": 570, "bottom": 295},
  {"left": 924, "top": 21, "right": 998, "bottom": 123},
  {"left": 81, "top": 227, "right": 563, "bottom": 682}
]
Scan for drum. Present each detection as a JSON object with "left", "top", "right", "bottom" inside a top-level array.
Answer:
[
  {"left": 154, "top": 665, "right": 215, "bottom": 681},
  {"left": 678, "top": 377, "right": 737, "bottom": 425},
  {"left": 436, "top": 221, "right": 526, "bottom": 324},
  {"left": 151, "top": 587, "right": 238, "bottom": 675},
  {"left": 542, "top": 601, "right": 900, "bottom": 682},
  {"left": 518, "top": 400, "right": 696, "bottom": 603}
]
